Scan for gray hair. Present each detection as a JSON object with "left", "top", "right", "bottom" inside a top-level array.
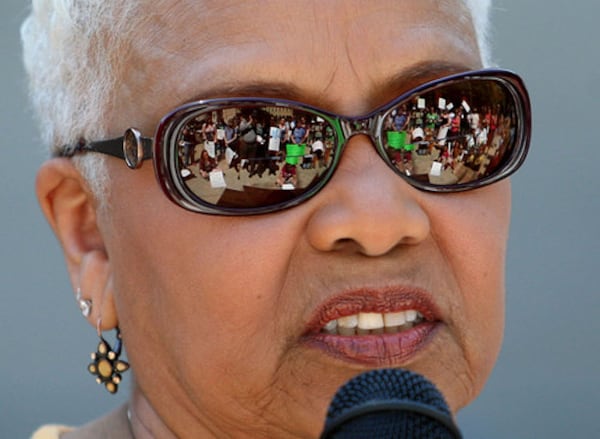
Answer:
[
  {"left": 21, "top": 0, "right": 145, "bottom": 196},
  {"left": 465, "top": 0, "right": 493, "bottom": 67},
  {"left": 21, "top": 0, "right": 493, "bottom": 196}
]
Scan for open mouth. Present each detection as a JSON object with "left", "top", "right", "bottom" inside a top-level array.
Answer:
[
  {"left": 303, "top": 288, "right": 441, "bottom": 365},
  {"left": 321, "top": 310, "right": 425, "bottom": 335}
]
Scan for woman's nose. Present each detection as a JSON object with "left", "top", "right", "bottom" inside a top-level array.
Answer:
[{"left": 304, "top": 135, "right": 430, "bottom": 257}]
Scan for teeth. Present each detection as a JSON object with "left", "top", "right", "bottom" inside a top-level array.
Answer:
[
  {"left": 323, "top": 320, "right": 337, "bottom": 334},
  {"left": 358, "top": 312, "right": 384, "bottom": 330},
  {"left": 383, "top": 311, "right": 406, "bottom": 327},
  {"left": 322, "top": 310, "right": 423, "bottom": 336},
  {"left": 339, "top": 326, "right": 357, "bottom": 336},
  {"left": 337, "top": 315, "right": 358, "bottom": 328},
  {"left": 337, "top": 315, "right": 358, "bottom": 336},
  {"left": 405, "top": 310, "right": 418, "bottom": 323}
]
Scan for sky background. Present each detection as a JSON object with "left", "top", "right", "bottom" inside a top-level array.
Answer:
[{"left": 1, "top": 1, "right": 599, "bottom": 438}]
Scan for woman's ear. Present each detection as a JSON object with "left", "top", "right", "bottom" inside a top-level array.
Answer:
[{"left": 36, "top": 158, "right": 117, "bottom": 330}]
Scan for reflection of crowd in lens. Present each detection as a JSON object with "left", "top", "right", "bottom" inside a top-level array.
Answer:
[
  {"left": 383, "top": 88, "right": 517, "bottom": 184},
  {"left": 177, "top": 88, "right": 518, "bottom": 193},
  {"left": 177, "top": 107, "right": 335, "bottom": 191}
]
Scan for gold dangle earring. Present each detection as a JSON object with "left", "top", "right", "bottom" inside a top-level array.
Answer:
[{"left": 87, "top": 319, "right": 130, "bottom": 394}]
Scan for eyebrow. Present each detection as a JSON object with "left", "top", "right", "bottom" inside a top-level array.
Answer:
[
  {"left": 190, "top": 82, "right": 306, "bottom": 102},
  {"left": 187, "top": 60, "right": 476, "bottom": 108},
  {"left": 369, "top": 60, "right": 478, "bottom": 108},
  {"left": 382, "top": 60, "right": 476, "bottom": 91}
]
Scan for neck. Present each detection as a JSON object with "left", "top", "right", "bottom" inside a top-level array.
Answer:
[{"left": 128, "top": 388, "right": 178, "bottom": 439}]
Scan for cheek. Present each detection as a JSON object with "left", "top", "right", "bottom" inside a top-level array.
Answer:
[
  {"left": 424, "top": 182, "right": 510, "bottom": 402},
  {"left": 100, "top": 167, "right": 309, "bottom": 405},
  {"left": 108, "top": 207, "right": 289, "bottom": 348},
  {"left": 429, "top": 181, "right": 510, "bottom": 301}
]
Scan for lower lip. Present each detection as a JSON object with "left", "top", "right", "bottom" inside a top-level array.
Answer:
[{"left": 303, "top": 321, "right": 439, "bottom": 366}]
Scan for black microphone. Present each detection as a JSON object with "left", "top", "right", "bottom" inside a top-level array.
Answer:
[{"left": 320, "top": 368, "right": 462, "bottom": 439}]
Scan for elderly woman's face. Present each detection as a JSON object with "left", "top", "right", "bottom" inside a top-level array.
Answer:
[{"left": 99, "top": 0, "right": 508, "bottom": 436}]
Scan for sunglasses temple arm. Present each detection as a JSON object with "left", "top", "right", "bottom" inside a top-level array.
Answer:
[
  {"left": 87, "top": 138, "right": 127, "bottom": 159},
  {"left": 57, "top": 136, "right": 154, "bottom": 162},
  {"left": 140, "top": 138, "right": 153, "bottom": 161}
]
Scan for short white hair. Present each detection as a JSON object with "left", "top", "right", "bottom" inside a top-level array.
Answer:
[
  {"left": 21, "top": 0, "right": 144, "bottom": 196},
  {"left": 22, "top": 0, "right": 493, "bottom": 196},
  {"left": 464, "top": 0, "right": 493, "bottom": 68}
]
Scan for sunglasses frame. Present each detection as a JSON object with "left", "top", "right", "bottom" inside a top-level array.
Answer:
[{"left": 60, "top": 69, "right": 531, "bottom": 216}]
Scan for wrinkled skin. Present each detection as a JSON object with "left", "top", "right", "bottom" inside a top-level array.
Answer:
[{"left": 38, "top": 1, "right": 509, "bottom": 437}]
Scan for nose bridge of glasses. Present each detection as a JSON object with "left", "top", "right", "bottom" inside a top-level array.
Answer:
[{"left": 339, "top": 116, "right": 381, "bottom": 146}]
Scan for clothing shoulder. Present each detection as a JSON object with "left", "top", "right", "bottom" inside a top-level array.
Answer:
[
  {"left": 31, "top": 425, "right": 73, "bottom": 439},
  {"left": 32, "top": 405, "right": 132, "bottom": 439}
]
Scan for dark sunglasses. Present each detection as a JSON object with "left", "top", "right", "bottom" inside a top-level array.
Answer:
[{"left": 58, "top": 69, "right": 531, "bottom": 215}]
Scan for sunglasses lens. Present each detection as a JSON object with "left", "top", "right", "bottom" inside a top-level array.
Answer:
[
  {"left": 162, "top": 74, "right": 528, "bottom": 213},
  {"left": 170, "top": 103, "right": 339, "bottom": 212},
  {"left": 381, "top": 77, "right": 527, "bottom": 189}
]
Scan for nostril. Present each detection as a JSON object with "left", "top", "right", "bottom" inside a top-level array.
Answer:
[
  {"left": 332, "top": 237, "right": 406, "bottom": 258},
  {"left": 332, "top": 237, "right": 358, "bottom": 252}
]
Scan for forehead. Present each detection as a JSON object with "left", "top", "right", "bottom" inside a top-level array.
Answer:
[{"left": 120, "top": 0, "right": 480, "bottom": 130}]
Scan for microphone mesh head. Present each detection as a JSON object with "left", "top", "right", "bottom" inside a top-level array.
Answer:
[{"left": 322, "top": 368, "right": 460, "bottom": 439}]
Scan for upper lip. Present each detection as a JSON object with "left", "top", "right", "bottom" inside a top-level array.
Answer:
[{"left": 303, "top": 285, "right": 442, "bottom": 334}]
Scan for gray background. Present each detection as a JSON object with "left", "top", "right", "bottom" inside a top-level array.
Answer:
[{"left": 1, "top": 1, "right": 598, "bottom": 438}]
